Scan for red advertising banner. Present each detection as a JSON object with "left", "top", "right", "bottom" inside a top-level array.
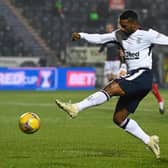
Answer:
[
  {"left": 67, "top": 71, "right": 95, "bottom": 87},
  {"left": 109, "top": 0, "right": 125, "bottom": 10}
]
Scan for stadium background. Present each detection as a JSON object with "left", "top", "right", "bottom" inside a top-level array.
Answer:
[
  {"left": 0, "top": 1, "right": 168, "bottom": 168},
  {"left": 0, "top": 0, "right": 168, "bottom": 89}
]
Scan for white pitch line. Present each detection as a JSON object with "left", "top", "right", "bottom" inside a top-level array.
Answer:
[
  {"left": 0, "top": 102, "right": 53, "bottom": 107},
  {"left": 0, "top": 101, "right": 154, "bottom": 112}
]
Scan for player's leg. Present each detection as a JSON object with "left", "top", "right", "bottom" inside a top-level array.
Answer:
[
  {"left": 104, "top": 61, "right": 120, "bottom": 82},
  {"left": 110, "top": 60, "right": 121, "bottom": 79},
  {"left": 113, "top": 96, "right": 160, "bottom": 159},
  {"left": 55, "top": 69, "right": 149, "bottom": 118},
  {"left": 104, "top": 61, "right": 114, "bottom": 82},
  {"left": 152, "top": 83, "right": 165, "bottom": 114},
  {"left": 113, "top": 108, "right": 150, "bottom": 145},
  {"left": 55, "top": 81, "right": 125, "bottom": 118}
]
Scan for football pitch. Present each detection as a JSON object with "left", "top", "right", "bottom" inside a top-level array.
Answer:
[{"left": 0, "top": 90, "right": 168, "bottom": 168}]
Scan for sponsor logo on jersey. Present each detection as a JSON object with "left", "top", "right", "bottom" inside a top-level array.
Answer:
[{"left": 125, "top": 51, "right": 139, "bottom": 60}]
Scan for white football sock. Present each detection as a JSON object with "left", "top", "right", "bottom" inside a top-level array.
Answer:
[
  {"left": 159, "top": 101, "right": 164, "bottom": 110},
  {"left": 123, "top": 118, "right": 150, "bottom": 144},
  {"left": 75, "top": 91, "right": 109, "bottom": 111}
]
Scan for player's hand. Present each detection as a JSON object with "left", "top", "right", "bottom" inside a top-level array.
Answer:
[
  {"left": 119, "top": 69, "right": 127, "bottom": 77},
  {"left": 72, "top": 32, "right": 81, "bottom": 41},
  {"left": 118, "top": 63, "right": 127, "bottom": 77}
]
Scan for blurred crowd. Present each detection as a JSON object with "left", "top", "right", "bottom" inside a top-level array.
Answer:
[
  {"left": 0, "top": 15, "right": 32, "bottom": 56},
  {"left": 0, "top": 0, "right": 168, "bottom": 61}
]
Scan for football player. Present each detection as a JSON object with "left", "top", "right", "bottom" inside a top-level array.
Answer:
[{"left": 55, "top": 10, "right": 168, "bottom": 159}]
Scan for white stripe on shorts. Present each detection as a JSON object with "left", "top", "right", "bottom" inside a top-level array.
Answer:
[{"left": 125, "top": 70, "right": 145, "bottom": 81}]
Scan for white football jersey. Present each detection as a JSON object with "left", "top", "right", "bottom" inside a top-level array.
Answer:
[{"left": 79, "top": 29, "right": 168, "bottom": 71}]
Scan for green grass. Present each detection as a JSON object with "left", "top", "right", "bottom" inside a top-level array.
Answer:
[{"left": 0, "top": 90, "right": 168, "bottom": 168}]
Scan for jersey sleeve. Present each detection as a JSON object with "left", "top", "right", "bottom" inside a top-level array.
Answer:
[
  {"left": 148, "top": 29, "right": 168, "bottom": 45},
  {"left": 79, "top": 32, "right": 116, "bottom": 44},
  {"left": 98, "top": 44, "right": 105, "bottom": 53}
]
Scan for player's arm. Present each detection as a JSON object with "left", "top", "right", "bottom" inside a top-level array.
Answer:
[
  {"left": 149, "top": 29, "right": 168, "bottom": 45},
  {"left": 118, "top": 49, "right": 127, "bottom": 77},
  {"left": 72, "top": 32, "right": 116, "bottom": 44},
  {"left": 98, "top": 44, "right": 105, "bottom": 53},
  {"left": 120, "top": 49, "right": 125, "bottom": 64}
]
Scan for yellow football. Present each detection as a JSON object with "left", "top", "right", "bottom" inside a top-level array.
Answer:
[{"left": 19, "top": 112, "right": 40, "bottom": 134}]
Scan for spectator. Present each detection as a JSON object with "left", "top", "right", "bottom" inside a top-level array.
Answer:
[
  {"left": 88, "top": 5, "right": 100, "bottom": 27},
  {"left": 54, "top": 0, "right": 65, "bottom": 19}
]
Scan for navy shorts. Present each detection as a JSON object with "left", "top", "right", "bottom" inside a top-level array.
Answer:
[{"left": 114, "top": 68, "right": 152, "bottom": 113}]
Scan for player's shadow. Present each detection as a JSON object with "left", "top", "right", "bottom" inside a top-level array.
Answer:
[
  {"left": 67, "top": 147, "right": 123, "bottom": 158},
  {"left": 83, "top": 148, "right": 123, "bottom": 158},
  {"left": 40, "top": 162, "right": 76, "bottom": 168},
  {"left": 158, "top": 158, "right": 168, "bottom": 163}
]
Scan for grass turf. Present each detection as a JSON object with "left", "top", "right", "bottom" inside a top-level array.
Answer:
[{"left": 0, "top": 90, "right": 168, "bottom": 168}]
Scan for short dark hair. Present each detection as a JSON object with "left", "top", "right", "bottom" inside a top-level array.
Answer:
[{"left": 120, "top": 10, "right": 138, "bottom": 21}]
